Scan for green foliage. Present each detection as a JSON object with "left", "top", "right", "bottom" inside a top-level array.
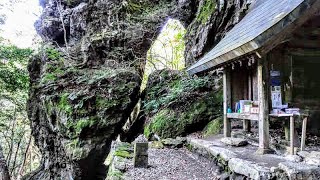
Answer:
[
  {"left": 202, "top": 117, "right": 223, "bottom": 137},
  {"left": 45, "top": 47, "right": 62, "bottom": 61},
  {"left": 145, "top": 91, "right": 222, "bottom": 138},
  {"left": 58, "top": 93, "right": 72, "bottom": 115},
  {"left": 197, "top": 0, "right": 216, "bottom": 24},
  {"left": 41, "top": 67, "right": 64, "bottom": 84},
  {"left": 0, "top": 42, "right": 40, "bottom": 178},
  {"left": 125, "top": 0, "right": 144, "bottom": 13},
  {"left": 143, "top": 70, "right": 223, "bottom": 138},
  {"left": 74, "top": 118, "right": 95, "bottom": 135},
  {"left": 143, "top": 124, "right": 151, "bottom": 138},
  {"left": 143, "top": 19, "right": 186, "bottom": 89},
  {"left": 41, "top": 73, "right": 57, "bottom": 83},
  {"left": 0, "top": 44, "right": 32, "bottom": 92},
  {"left": 145, "top": 110, "right": 180, "bottom": 138},
  {"left": 144, "top": 76, "right": 210, "bottom": 113},
  {"left": 65, "top": 117, "right": 98, "bottom": 138}
]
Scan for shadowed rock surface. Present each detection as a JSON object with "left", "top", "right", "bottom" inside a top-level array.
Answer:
[
  {"left": 184, "top": 0, "right": 254, "bottom": 66},
  {"left": 27, "top": 0, "right": 196, "bottom": 179},
  {"left": 26, "top": 0, "right": 256, "bottom": 179}
]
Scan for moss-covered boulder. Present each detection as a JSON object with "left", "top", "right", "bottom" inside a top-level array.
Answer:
[
  {"left": 143, "top": 69, "right": 222, "bottom": 139},
  {"left": 27, "top": 48, "right": 141, "bottom": 179},
  {"left": 28, "top": 0, "right": 199, "bottom": 179},
  {"left": 202, "top": 117, "right": 223, "bottom": 138}
]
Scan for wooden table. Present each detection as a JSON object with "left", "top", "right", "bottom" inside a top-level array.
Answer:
[{"left": 269, "top": 113, "right": 308, "bottom": 155}]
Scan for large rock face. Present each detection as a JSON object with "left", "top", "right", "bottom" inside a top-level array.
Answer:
[
  {"left": 27, "top": 0, "right": 196, "bottom": 179},
  {"left": 27, "top": 0, "right": 256, "bottom": 179},
  {"left": 185, "top": 0, "right": 254, "bottom": 66}
]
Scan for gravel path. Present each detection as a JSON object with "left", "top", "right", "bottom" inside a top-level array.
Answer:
[{"left": 123, "top": 148, "right": 219, "bottom": 180}]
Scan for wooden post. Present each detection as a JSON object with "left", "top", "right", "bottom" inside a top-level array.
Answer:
[
  {"left": 290, "top": 116, "right": 295, "bottom": 155},
  {"left": 300, "top": 116, "right": 307, "bottom": 151},
  {"left": 284, "top": 119, "right": 290, "bottom": 141},
  {"left": 256, "top": 57, "right": 271, "bottom": 154},
  {"left": 244, "top": 74, "right": 252, "bottom": 132},
  {"left": 243, "top": 120, "right": 250, "bottom": 132},
  {"left": 223, "top": 68, "right": 231, "bottom": 137}
]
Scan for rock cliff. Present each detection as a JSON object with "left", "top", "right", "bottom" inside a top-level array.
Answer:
[
  {"left": 27, "top": 0, "right": 196, "bottom": 179},
  {"left": 27, "top": 0, "right": 254, "bottom": 179}
]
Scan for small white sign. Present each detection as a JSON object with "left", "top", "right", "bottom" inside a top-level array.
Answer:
[{"left": 271, "top": 86, "right": 282, "bottom": 108}]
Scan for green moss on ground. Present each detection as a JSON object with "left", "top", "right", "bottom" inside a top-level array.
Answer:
[{"left": 114, "top": 150, "right": 133, "bottom": 158}]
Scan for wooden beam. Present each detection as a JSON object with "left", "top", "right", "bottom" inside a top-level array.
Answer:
[
  {"left": 256, "top": 57, "right": 272, "bottom": 154},
  {"left": 227, "top": 113, "right": 259, "bottom": 121},
  {"left": 223, "top": 68, "right": 232, "bottom": 137}
]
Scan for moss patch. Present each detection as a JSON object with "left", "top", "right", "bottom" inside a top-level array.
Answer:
[
  {"left": 58, "top": 93, "right": 73, "bottom": 115},
  {"left": 114, "top": 150, "right": 133, "bottom": 158},
  {"left": 143, "top": 69, "right": 223, "bottom": 139},
  {"left": 197, "top": 0, "right": 216, "bottom": 24},
  {"left": 202, "top": 117, "right": 223, "bottom": 137}
]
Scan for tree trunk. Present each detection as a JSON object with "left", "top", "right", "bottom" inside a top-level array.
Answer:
[{"left": 0, "top": 145, "right": 10, "bottom": 180}]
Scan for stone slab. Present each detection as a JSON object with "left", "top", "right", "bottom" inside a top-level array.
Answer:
[
  {"left": 187, "top": 137, "right": 320, "bottom": 180},
  {"left": 304, "top": 151, "right": 320, "bottom": 166},
  {"left": 229, "top": 158, "right": 273, "bottom": 180},
  {"left": 221, "top": 137, "right": 248, "bottom": 147},
  {"left": 278, "top": 161, "right": 320, "bottom": 180}
]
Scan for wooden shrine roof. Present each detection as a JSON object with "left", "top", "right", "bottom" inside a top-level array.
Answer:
[{"left": 187, "top": 0, "right": 320, "bottom": 75}]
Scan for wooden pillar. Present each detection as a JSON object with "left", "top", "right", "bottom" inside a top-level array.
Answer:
[
  {"left": 290, "top": 116, "right": 295, "bottom": 155},
  {"left": 284, "top": 119, "right": 290, "bottom": 141},
  {"left": 256, "top": 57, "right": 271, "bottom": 154},
  {"left": 223, "top": 68, "right": 231, "bottom": 137},
  {"left": 244, "top": 74, "right": 252, "bottom": 132},
  {"left": 301, "top": 116, "right": 308, "bottom": 151}
]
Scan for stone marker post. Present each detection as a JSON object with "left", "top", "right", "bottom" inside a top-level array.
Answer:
[{"left": 133, "top": 135, "right": 148, "bottom": 168}]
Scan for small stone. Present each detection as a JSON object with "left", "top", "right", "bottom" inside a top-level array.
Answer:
[
  {"left": 134, "top": 134, "right": 148, "bottom": 143},
  {"left": 220, "top": 137, "right": 248, "bottom": 147},
  {"left": 149, "top": 141, "right": 164, "bottom": 149},
  {"left": 304, "top": 151, "right": 320, "bottom": 166},
  {"left": 176, "top": 136, "right": 187, "bottom": 143},
  {"left": 285, "top": 155, "right": 302, "bottom": 162},
  {"left": 161, "top": 138, "right": 185, "bottom": 148},
  {"left": 219, "top": 172, "right": 230, "bottom": 180},
  {"left": 297, "top": 151, "right": 310, "bottom": 159},
  {"left": 270, "top": 166, "right": 279, "bottom": 173}
]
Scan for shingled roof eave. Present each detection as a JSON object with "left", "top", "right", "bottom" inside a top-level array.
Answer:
[{"left": 187, "top": 0, "right": 319, "bottom": 75}]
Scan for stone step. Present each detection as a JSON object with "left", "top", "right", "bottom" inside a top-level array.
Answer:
[{"left": 187, "top": 137, "right": 320, "bottom": 180}]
